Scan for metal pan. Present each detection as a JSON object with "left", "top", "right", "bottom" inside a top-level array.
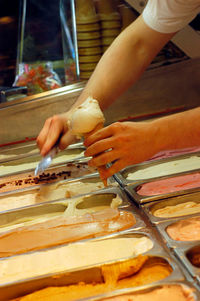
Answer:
[
  {"left": 114, "top": 152, "right": 200, "bottom": 187},
  {"left": 0, "top": 173, "right": 118, "bottom": 213},
  {"left": 0, "top": 187, "right": 130, "bottom": 225},
  {"left": 0, "top": 145, "right": 86, "bottom": 175},
  {"left": 174, "top": 242, "right": 200, "bottom": 285},
  {"left": 0, "top": 160, "right": 98, "bottom": 194},
  {"left": 142, "top": 191, "right": 200, "bottom": 224},
  {"left": 0, "top": 187, "right": 148, "bottom": 236},
  {"left": 123, "top": 170, "right": 200, "bottom": 204},
  {"left": 0, "top": 141, "right": 84, "bottom": 163},
  {"left": 155, "top": 217, "right": 200, "bottom": 250},
  {"left": 0, "top": 230, "right": 185, "bottom": 301},
  {"left": 83, "top": 281, "right": 200, "bottom": 301}
]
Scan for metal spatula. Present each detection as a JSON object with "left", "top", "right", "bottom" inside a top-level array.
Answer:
[{"left": 34, "top": 146, "right": 58, "bottom": 176}]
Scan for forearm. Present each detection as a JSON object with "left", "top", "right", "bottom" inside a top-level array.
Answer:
[
  {"left": 152, "top": 107, "right": 200, "bottom": 152},
  {"left": 71, "top": 15, "right": 175, "bottom": 111}
]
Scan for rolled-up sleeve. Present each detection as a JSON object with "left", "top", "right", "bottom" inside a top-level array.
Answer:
[{"left": 142, "top": 0, "right": 200, "bottom": 33}]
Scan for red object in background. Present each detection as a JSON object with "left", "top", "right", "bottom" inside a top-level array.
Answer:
[
  {"left": 0, "top": 137, "right": 36, "bottom": 148},
  {"left": 14, "top": 62, "right": 62, "bottom": 95}
]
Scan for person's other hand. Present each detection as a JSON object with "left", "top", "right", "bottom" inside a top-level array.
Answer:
[
  {"left": 37, "top": 112, "right": 77, "bottom": 156},
  {"left": 84, "top": 121, "right": 159, "bottom": 180}
]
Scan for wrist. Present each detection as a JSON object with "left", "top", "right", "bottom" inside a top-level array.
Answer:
[{"left": 150, "top": 117, "right": 173, "bottom": 153}]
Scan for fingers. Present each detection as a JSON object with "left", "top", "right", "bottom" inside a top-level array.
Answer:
[
  {"left": 88, "top": 148, "right": 120, "bottom": 167},
  {"left": 97, "top": 166, "right": 108, "bottom": 187},
  {"left": 59, "top": 131, "right": 77, "bottom": 150},
  {"left": 84, "top": 125, "right": 113, "bottom": 147},
  {"left": 36, "top": 117, "right": 52, "bottom": 151},
  {"left": 99, "top": 159, "right": 126, "bottom": 180},
  {"left": 37, "top": 115, "right": 66, "bottom": 156},
  {"left": 84, "top": 137, "right": 115, "bottom": 158}
]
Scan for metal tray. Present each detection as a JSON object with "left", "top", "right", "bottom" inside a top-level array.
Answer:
[
  {"left": 155, "top": 216, "right": 200, "bottom": 250},
  {"left": 83, "top": 281, "right": 200, "bottom": 301},
  {"left": 174, "top": 243, "right": 200, "bottom": 285},
  {"left": 142, "top": 191, "right": 200, "bottom": 223},
  {"left": 0, "top": 173, "right": 118, "bottom": 213},
  {"left": 0, "top": 141, "right": 84, "bottom": 164},
  {"left": 0, "top": 230, "right": 185, "bottom": 301},
  {"left": 0, "top": 145, "right": 86, "bottom": 177},
  {"left": 123, "top": 170, "right": 200, "bottom": 204},
  {"left": 0, "top": 187, "right": 147, "bottom": 233},
  {"left": 0, "top": 160, "right": 98, "bottom": 194},
  {"left": 114, "top": 151, "right": 200, "bottom": 187}
]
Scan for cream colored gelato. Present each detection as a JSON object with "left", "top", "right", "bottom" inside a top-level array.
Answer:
[
  {"left": 127, "top": 156, "right": 200, "bottom": 181},
  {"left": 68, "top": 96, "right": 105, "bottom": 137},
  {"left": 0, "top": 148, "right": 38, "bottom": 161},
  {"left": 0, "top": 236, "right": 153, "bottom": 284},
  {"left": 12, "top": 256, "right": 172, "bottom": 301},
  {"left": 102, "top": 284, "right": 195, "bottom": 301},
  {"left": 0, "top": 190, "right": 43, "bottom": 212},
  {"left": 0, "top": 194, "right": 122, "bottom": 233},
  {"left": 0, "top": 148, "right": 84, "bottom": 177},
  {"left": 0, "top": 178, "right": 106, "bottom": 212},
  {"left": 38, "top": 177, "right": 105, "bottom": 200},
  {"left": 167, "top": 216, "right": 200, "bottom": 241},
  {"left": 0, "top": 208, "right": 136, "bottom": 257},
  {"left": 153, "top": 202, "right": 200, "bottom": 218}
]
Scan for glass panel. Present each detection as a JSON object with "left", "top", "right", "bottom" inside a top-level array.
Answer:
[
  {"left": 14, "top": 0, "right": 79, "bottom": 95},
  {"left": 0, "top": 0, "right": 192, "bottom": 102}
]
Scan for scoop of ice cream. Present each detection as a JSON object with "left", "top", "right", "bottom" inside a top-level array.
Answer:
[{"left": 68, "top": 96, "right": 105, "bottom": 136}]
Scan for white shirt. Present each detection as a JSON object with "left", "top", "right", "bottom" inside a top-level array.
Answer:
[{"left": 142, "top": 0, "right": 200, "bottom": 33}]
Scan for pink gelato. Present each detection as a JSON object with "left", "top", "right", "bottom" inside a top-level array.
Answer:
[
  {"left": 167, "top": 216, "right": 200, "bottom": 241},
  {"left": 150, "top": 146, "right": 200, "bottom": 161},
  {"left": 137, "top": 173, "right": 200, "bottom": 196}
]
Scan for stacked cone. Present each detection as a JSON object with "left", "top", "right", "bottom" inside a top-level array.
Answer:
[
  {"left": 95, "top": 0, "right": 121, "bottom": 53},
  {"left": 76, "top": 0, "right": 102, "bottom": 80}
]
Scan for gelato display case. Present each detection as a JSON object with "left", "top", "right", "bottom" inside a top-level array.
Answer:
[{"left": 0, "top": 2, "right": 200, "bottom": 299}]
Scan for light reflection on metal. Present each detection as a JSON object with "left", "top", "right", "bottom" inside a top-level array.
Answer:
[{"left": 70, "top": 0, "right": 80, "bottom": 78}]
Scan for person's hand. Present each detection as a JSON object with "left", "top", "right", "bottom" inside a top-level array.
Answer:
[
  {"left": 84, "top": 121, "right": 159, "bottom": 180},
  {"left": 37, "top": 112, "right": 77, "bottom": 156}
]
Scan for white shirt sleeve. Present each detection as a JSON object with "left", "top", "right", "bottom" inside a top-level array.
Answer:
[{"left": 142, "top": 0, "right": 200, "bottom": 33}]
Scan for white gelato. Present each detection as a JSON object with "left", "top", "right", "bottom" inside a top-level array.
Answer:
[
  {"left": 0, "top": 148, "right": 84, "bottom": 177},
  {"left": 0, "top": 236, "right": 153, "bottom": 284},
  {"left": 127, "top": 156, "right": 200, "bottom": 181},
  {"left": 68, "top": 96, "right": 105, "bottom": 136},
  {"left": 0, "top": 178, "right": 106, "bottom": 213}
]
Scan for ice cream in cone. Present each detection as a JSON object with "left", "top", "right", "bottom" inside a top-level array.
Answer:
[{"left": 68, "top": 97, "right": 107, "bottom": 186}]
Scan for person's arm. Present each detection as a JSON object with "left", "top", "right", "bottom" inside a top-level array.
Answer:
[
  {"left": 74, "top": 15, "right": 175, "bottom": 111},
  {"left": 84, "top": 107, "right": 200, "bottom": 180},
  {"left": 37, "top": 15, "right": 175, "bottom": 155}
]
